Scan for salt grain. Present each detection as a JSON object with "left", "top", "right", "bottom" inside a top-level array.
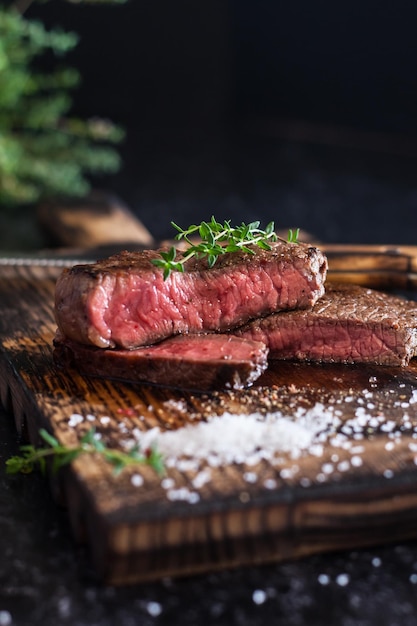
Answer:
[
  {"left": 0, "top": 612, "right": 12, "bottom": 626},
  {"left": 318, "top": 573, "right": 330, "bottom": 585},
  {"left": 192, "top": 470, "right": 211, "bottom": 489},
  {"left": 145, "top": 601, "right": 162, "bottom": 617},
  {"left": 337, "top": 461, "right": 350, "bottom": 472},
  {"left": 243, "top": 472, "right": 258, "bottom": 484},
  {"left": 252, "top": 589, "right": 267, "bottom": 605},
  {"left": 68, "top": 413, "right": 84, "bottom": 427},
  {"left": 161, "top": 478, "right": 175, "bottom": 490},
  {"left": 131, "top": 474, "right": 144, "bottom": 487},
  {"left": 336, "top": 573, "right": 350, "bottom": 587}
]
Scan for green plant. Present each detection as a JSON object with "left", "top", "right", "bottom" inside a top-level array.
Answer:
[
  {"left": 6, "top": 427, "right": 164, "bottom": 476},
  {"left": 152, "top": 216, "right": 300, "bottom": 279},
  {"left": 0, "top": 0, "right": 125, "bottom": 207}
]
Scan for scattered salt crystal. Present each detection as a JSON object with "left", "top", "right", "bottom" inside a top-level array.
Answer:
[
  {"left": 252, "top": 589, "right": 267, "bottom": 605},
  {"left": 383, "top": 469, "right": 394, "bottom": 479},
  {"left": 350, "top": 456, "right": 363, "bottom": 467},
  {"left": 381, "top": 421, "right": 396, "bottom": 432},
  {"left": 337, "top": 461, "right": 350, "bottom": 472},
  {"left": 167, "top": 487, "right": 200, "bottom": 503},
  {"left": 161, "top": 478, "right": 175, "bottom": 490},
  {"left": 243, "top": 472, "right": 258, "bottom": 484},
  {"left": 68, "top": 413, "right": 84, "bottom": 427},
  {"left": 318, "top": 573, "right": 330, "bottom": 585},
  {"left": 280, "top": 467, "right": 296, "bottom": 479},
  {"left": 0, "top": 611, "right": 12, "bottom": 626},
  {"left": 410, "top": 573, "right": 417, "bottom": 584},
  {"left": 131, "top": 474, "right": 144, "bottom": 487},
  {"left": 372, "top": 557, "right": 382, "bottom": 567},
  {"left": 145, "top": 601, "right": 162, "bottom": 617},
  {"left": 321, "top": 463, "right": 334, "bottom": 475},
  {"left": 99, "top": 416, "right": 111, "bottom": 425},
  {"left": 336, "top": 573, "right": 350, "bottom": 586},
  {"left": 264, "top": 478, "right": 277, "bottom": 490},
  {"left": 309, "top": 444, "right": 324, "bottom": 457},
  {"left": 192, "top": 470, "right": 211, "bottom": 489}
]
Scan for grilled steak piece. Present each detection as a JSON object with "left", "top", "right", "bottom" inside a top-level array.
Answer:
[
  {"left": 54, "top": 242, "right": 327, "bottom": 349},
  {"left": 235, "top": 283, "right": 417, "bottom": 366},
  {"left": 53, "top": 333, "right": 269, "bottom": 391}
]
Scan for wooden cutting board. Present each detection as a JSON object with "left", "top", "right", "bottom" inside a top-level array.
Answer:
[{"left": 2, "top": 263, "right": 417, "bottom": 585}]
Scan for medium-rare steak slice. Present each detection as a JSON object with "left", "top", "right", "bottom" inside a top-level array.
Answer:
[
  {"left": 54, "top": 242, "right": 327, "bottom": 349},
  {"left": 53, "top": 333, "right": 269, "bottom": 391},
  {"left": 235, "top": 283, "right": 417, "bottom": 366}
]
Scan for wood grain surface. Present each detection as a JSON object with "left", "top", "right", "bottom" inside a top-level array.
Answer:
[{"left": 2, "top": 264, "right": 417, "bottom": 584}]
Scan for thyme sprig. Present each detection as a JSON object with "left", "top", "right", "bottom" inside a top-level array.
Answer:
[
  {"left": 152, "top": 217, "right": 299, "bottom": 280},
  {"left": 6, "top": 428, "right": 164, "bottom": 476}
]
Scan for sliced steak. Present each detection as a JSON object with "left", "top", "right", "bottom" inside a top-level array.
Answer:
[
  {"left": 235, "top": 283, "right": 417, "bottom": 366},
  {"left": 54, "top": 242, "right": 327, "bottom": 349},
  {"left": 53, "top": 333, "right": 269, "bottom": 391}
]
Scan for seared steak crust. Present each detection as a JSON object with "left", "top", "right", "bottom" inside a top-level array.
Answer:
[
  {"left": 54, "top": 243, "right": 327, "bottom": 349},
  {"left": 235, "top": 283, "right": 417, "bottom": 366},
  {"left": 53, "top": 333, "right": 269, "bottom": 391}
]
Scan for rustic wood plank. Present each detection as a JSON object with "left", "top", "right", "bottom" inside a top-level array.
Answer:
[{"left": 1, "top": 265, "right": 417, "bottom": 584}]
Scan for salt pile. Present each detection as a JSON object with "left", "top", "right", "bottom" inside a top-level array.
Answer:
[{"left": 130, "top": 403, "right": 340, "bottom": 467}]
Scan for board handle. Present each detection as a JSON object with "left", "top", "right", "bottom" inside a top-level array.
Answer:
[{"left": 319, "top": 244, "right": 417, "bottom": 290}]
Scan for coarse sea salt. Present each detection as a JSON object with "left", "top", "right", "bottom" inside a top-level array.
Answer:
[{"left": 130, "top": 407, "right": 340, "bottom": 468}]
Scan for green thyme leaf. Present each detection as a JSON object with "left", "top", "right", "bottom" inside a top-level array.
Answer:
[
  {"left": 6, "top": 427, "right": 164, "bottom": 477},
  {"left": 152, "top": 216, "right": 300, "bottom": 280}
]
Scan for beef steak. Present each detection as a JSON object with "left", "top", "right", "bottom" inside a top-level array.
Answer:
[
  {"left": 53, "top": 333, "right": 269, "bottom": 391},
  {"left": 54, "top": 242, "right": 327, "bottom": 349},
  {"left": 235, "top": 283, "right": 417, "bottom": 366}
]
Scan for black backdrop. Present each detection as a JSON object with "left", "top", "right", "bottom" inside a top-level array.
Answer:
[{"left": 27, "top": 1, "right": 417, "bottom": 243}]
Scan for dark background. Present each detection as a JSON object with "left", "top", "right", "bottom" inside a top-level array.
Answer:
[
  {"left": 28, "top": 0, "right": 417, "bottom": 243},
  {"left": 27, "top": 0, "right": 417, "bottom": 244}
]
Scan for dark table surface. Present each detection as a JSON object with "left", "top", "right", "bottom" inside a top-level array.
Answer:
[{"left": 2, "top": 132, "right": 417, "bottom": 625}]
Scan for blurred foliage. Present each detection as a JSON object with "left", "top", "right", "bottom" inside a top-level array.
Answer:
[{"left": 0, "top": 0, "right": 126, "bottom": 207}]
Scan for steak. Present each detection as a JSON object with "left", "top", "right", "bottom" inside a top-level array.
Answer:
[
  {"left": 53, "top": 333, "right": 269, "bottom": 391},
  {"left": 235, "top": 282, "right": 417, "bottom": 366},
  {"left": 54, "top": 242, "right": 327, "bottom": 349}
]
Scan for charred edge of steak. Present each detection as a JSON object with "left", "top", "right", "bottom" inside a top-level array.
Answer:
[
  {"left": 234, "top": 282, "right": 417, "bottom": 367},
  {"left": 53, "top": 333, "right": 269, "bottom": 392},
  {"left": 54, "top": 241, "right": 328, "bottom": 350}
]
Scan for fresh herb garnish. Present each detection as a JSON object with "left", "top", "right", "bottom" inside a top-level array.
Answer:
[
  {"left": 6, "top": 428, "right": 164, "bottom": 476},
  {"left": 287, "top": 228, "right": 300, "bottom": 244},
  {"left": 152, "top": 216, "right": 299, "bottom": 279}
]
